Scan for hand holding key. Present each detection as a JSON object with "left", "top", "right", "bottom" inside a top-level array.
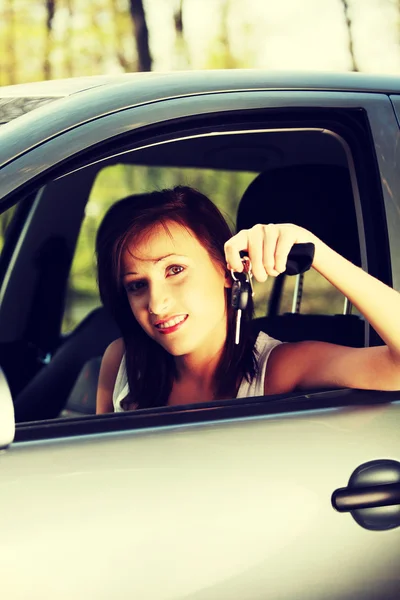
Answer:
[
  {"left": 225, "top": 223, "right": 316, "bottom": 282},
  {"left": 227, "top": 224, "right": 316, "bottom": 344}
]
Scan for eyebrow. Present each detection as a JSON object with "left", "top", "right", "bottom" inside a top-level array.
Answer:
[{"left": 122, "top": 254, "right": 187, "bottom": 277}]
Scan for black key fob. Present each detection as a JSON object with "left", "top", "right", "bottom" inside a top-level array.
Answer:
[
  {"left": 231, "top": 276, "right": 249, "bottom": 311},
  {"left": 284, "top": 243, "right": 315, "bottom": 276},
  {"left": 238, "top": 242, "right": 314, "bottom": 278}
]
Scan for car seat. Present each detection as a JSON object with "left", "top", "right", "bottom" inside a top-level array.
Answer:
[
  {"left": 13, "top": 306, "right": 120, "bottom": 421},
  {"left": 238, "top": 164, "right": 365, "bottom": 346},
  {"left": 60, "top": 356, "right": 101, "bottom": 417}
]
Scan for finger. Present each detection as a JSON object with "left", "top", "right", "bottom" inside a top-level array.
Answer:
[
  {"left": 274, "top": 229, "right": 296, "bottom": 274},
  {"left": 248, "top": 224, "right": 268, "bottom": 281},
  {"left": 224, "top": 229, "right": 249, "bottom": 272},
  {"left": 262, "top": 224, "right": 280, "bottom": 277}
]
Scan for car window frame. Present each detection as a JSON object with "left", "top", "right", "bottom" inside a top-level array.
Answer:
[
  {"left": 0, "top": 92, "right": 392, "bottom": 294},
  {"left": 14, "top": 387, "right": 400, "bottom": 443},
  {"left": 0, "top": 90, "right": 396, "bottom": 438},
  {"left": 0, "top": 98, "right": 387, "bottom": 344},
  {"left": 61, "top": 125, "right": 356, "bottom": 332}
]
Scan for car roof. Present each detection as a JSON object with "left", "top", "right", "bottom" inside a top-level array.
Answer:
[
  {"left": 2, "top": 70, "right": 400, "bottom": 99},
  {"left": 1, "top": 70, "right": 400, "bottom": 113},
  {"left": 0, "top": 74, "right": 152, "bottom": 124},
  {"left": 0, "top": 69, "right": 400, "bottom": 108},
  {"left": 0, "top": 69, "right": 399, "bottom": 129},
  {"left": 1, "top": 69, "right": 400, "bottom": 174},
  {"left": 0, "top": 73, "right": 151, "bottom": 99}
]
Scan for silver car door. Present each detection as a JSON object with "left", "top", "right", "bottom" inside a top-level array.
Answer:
[{"left": 1, "top": 393, "right": 400, "bottom": 600}]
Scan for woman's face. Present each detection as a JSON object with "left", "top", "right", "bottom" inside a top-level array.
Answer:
[{"left": 121, "top": 221, "right": 231, "bottom": 357}]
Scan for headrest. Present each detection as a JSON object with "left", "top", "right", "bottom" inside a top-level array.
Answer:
[{"left": 237, "top": 165, "right": 361, "bottom": 266}]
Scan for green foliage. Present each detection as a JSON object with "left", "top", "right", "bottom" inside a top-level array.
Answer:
[
  {"left": 0, "top": 0, "right": 260, "bottom": 84},
  {"left": 0, "top": 0, "right": 137, "bottom": 85}
]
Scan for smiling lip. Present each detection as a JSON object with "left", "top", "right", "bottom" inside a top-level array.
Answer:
[{"left": 154, "top": 315, "right": 188, "bottom": 334}]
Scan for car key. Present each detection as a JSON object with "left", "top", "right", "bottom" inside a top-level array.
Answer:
[
  {"left": 231, "top": 274, "right": 248, "bottom": 344},
  {"left": 231, "top": 258, "right": 254, "bottom": 345}
]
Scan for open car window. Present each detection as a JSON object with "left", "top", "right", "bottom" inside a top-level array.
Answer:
[{"left": 62, "top": 127, "right": 355, "bottom": 333}]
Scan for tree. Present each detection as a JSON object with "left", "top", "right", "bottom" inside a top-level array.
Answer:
[
  {"left": 339, "top": 0, "right": 359, "bottom": 71},
  {"left": 204, "top": 0, "right": 252, "bottom": 69},
  {"left": 111, "top": 0, "right": 134, "bottom": 72},
  {"left": 43, "top": 0, "right": 56, "bottom": 79},
  {"left": 173, "top": 0, "right": 190, "bottom": 68},
  {"left": 3, "top": 0, "right": 17, "bottom": 84},
  {"left": 128, "top": 0, "right": 152, "bottom": 71}
]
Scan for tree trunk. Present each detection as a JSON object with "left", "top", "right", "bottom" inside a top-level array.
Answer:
[
  {"left": 44, "top": 0, "right": 56, "bottom": 80},
  {"left": 128, "top": 0, "right": 152, "bottom": 71},
  {"left": 4, "top": 0, "right": 17, "bottom": 84},
  {"left": 174, "top": 0, "right": 184, "bottom": 37},
  {"left": 340, "top": 0, "right": 359, "bottom": 72},
  {"left": 173, "top": 0, "right": 190, "bottom": 68},
  {"left": 111, "top": 0, "right": 134, "bottom": 71}
]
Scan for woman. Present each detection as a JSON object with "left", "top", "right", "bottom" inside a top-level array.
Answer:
[{"left": 96, "top": 185, "right": 400, "bottom": 414}]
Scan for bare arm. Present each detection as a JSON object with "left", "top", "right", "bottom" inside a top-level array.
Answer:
[
  {"left": 96, "top": 338, "right": 125, "bottom": 414},
  {"left": 312, "top": 235, "right": 400, "bottom": 362},
  {"left": 289, "top": 239, "right": 400, "bottom": 391},
  {"left": 265, "top": 341, "right": 400, "bottom": 394},
  {"left": 225, "top": 224, "right": 400, "bottom": 393}
]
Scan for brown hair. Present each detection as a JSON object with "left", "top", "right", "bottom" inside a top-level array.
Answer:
[{"left": 96, "top": 186, "right": 257, "bottom": 409}]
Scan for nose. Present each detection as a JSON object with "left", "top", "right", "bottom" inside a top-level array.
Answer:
[{"left": 147, "top": 281, "right": 172, "bottom": 316}]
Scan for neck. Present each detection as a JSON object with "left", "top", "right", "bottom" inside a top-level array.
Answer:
[
  {"left": 175, "top": 349, "right": 222, "bottom": 392},
  {"left": 174, "top": 321, "right": 227, "bottom": 393}
]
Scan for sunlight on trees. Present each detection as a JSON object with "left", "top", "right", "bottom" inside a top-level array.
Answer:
[{"left": 2, "top": 0, "right": 400, "bottom": 85}]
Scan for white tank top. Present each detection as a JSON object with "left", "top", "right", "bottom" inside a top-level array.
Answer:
[{"left": 112, "top": 331, "right": 282, "bottom": 412}]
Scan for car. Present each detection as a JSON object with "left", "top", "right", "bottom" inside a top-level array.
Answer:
[{"left": 0, "top": 70, "right": 400, "bottom": 599}]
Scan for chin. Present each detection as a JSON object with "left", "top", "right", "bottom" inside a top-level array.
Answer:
[
  {"left": 160, "top": 340, "right": 195, "bottom": 357},
  {"left": 156, "top": 331, "right": 202, "bottom": 356}
]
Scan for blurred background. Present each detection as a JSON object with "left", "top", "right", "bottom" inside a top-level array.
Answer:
[
  {"left": 1, "top": 0, "right": 399, "bottom": 330},
  {"left": 2, "top": 0, "right": 400, "bottom": 81}
]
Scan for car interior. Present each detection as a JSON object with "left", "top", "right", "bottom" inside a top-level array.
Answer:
[{"left": 0, "top": 122, "right": 383, "bottom": 423}]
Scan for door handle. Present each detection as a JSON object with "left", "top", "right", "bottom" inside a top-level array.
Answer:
[
  {"left": 332, "top": 482, "right": 400, "bottom": 511},
  {"left": 331, "top": 459, "right": 400, "bottom": 531}
]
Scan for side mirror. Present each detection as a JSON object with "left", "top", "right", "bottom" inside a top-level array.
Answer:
[{"left": 0, "top": 367, "right": 15, "bottom": 449}]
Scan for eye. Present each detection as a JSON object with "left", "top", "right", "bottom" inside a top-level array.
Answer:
[
  {"left": 125, "top": 280, "right": 147, "bottom": 294},
  {"left": 167, "top": 265, "right": 185, "bottom": 276}
]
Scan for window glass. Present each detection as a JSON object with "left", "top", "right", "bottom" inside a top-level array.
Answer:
[{"left": 62, "top": 164, "right": 256, "bottom": 332}]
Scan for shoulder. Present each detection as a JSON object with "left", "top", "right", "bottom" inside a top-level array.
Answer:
[
  {"left": 100, "top": 338, "right": 125, "bottom": 385},
  {"left": 263, "top": 340, "right": 315, "bottom": 395},
  {"left": 103, "top": 337, "right": 125, "bottom": 365},
  {"left": 96, "top": 338, "right": 125, "bottom": 414}
]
